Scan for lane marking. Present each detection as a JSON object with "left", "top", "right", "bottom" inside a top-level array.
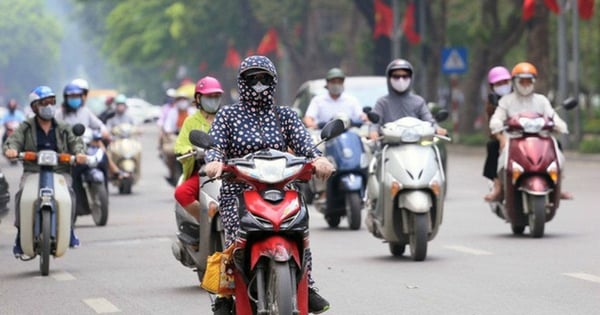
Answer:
[
  {"left": 83, "top": 298, "right": 121, "bottom": 313},
  {"left": 563, "top": 272, "right": 600, "bottom": 284},
  {"left": 52, "top": 271, "right": 76, "bottom": 281},
  {"left": 444, "top": 245, "right": 493, "bottom": 256},
  {"left": 92, "top": 236, "right": 171, "bottom": 247}
]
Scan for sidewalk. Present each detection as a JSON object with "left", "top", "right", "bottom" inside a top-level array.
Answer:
[{"left": 446, "top": 143, "right": 600, "bottom": 163}]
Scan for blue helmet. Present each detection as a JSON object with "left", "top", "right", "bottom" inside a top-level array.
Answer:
[
  {"left": 29, "top": 86, "right": 55, "bottom": 106},
  {"left": 63, "top": 83, "right": 84, "bottom": 96}
]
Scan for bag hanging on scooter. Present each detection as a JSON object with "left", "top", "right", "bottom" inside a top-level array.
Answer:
[{"left": 201, "top": 245, "right": 235, "bottom": 295}]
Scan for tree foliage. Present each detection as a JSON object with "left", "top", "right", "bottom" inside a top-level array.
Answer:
[{"left": 0, "top": 0, "right": 62, "bottom": 101}]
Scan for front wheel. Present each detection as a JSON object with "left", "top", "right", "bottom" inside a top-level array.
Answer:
[
  {"left": 90, "top": 183, "right": 109, "bottom": 226},
  {"left": 409, "top": 213, "right": 428, "bottom": 261},
  {"left": 325, "top": 215, "right": 340, "bottom": 228},
  {"left": 528, "top": 195, "right": 546, "bottom": 238},
  {"left": 345, "top": 192, "right": 362, "bottom": 230},
  {"left": 266, "top": 260, "right": 295, "bottom": 315},
  {"left": 40, "top": 210, "right": 51, "bottom": 276}
]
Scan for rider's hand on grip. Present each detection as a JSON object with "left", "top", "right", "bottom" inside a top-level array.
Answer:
[
  {"left": 313, "top": 156, "right": 335, "bottom": 181},
  {"left": 205, "top": 161, "right": 224, "bottom": 178},
  {"left": 75, "top": 153, "right": 87, "bottom": 165},
  {"left": 4, "top": 149, "right": 17, "bottom": 159}
]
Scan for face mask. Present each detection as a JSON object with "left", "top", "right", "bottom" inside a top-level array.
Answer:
[
  {"left": 493, "top": 83, "right": 512, "bottom": 96},
  {"left": 252, "top": 82, "right": 269, "bottom": 93},
  {"left": 515, "top": 82, "right": 534, "bottom": 96},
  {"left": 390, "top": 77, "right": 411, "bottom": 93},
  {"left": 176, "top": 100, "right": 190, "bottom": 110},
  {"left": 38, "top": 105, "right": 56, "bottom": 120},
  {"left": 67, "top": 98, "right": 82, "bottom": 109},
  {"left": 200, "top": 97, "right": 221, "bottom": 114},
  {"left": 328, "top": 84, "right": 344, "bottom": 96}
]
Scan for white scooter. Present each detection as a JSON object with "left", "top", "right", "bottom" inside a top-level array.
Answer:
[
  {"left": 171, "top": 147, "right": 225, "bottom": 282},
  {"left": 365, "top": 112, "right": 450, "bottom": 261},
  {"left": 15, "top": 124, "right": 85, "bottom": 276}
]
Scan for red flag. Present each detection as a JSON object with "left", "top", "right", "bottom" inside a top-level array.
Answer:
[
  {"left": 544, "top": 0, "right": 560, "bottom": 14},
  {"left": 256, "top": 28, "right": 279, "bottom": 55},
  {"left": 373, "top": 0, "right": 393, "bottom": 39},
  {"left": 224, "top": 45, "right": 241, "bottom": 68},
  {"left": 523, "top": 0, "right": 535, "bottom": 21},
  {"left": 402, "top": 1, "right": 420, "bottom": 45},
  {"left": 578, "top": 0, "right": 594, "bottom": 20}
]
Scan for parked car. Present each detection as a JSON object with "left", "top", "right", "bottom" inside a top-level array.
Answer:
[
  {"left": 290, "top": 76, "right": 388, "bottom": 118},
  {"left": 126, "top": 97, "right": 161, "bottom": 125}
]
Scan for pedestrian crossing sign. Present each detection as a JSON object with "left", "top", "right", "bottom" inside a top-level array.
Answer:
[{"left": 441, "top": 47, "right": 468, "bottom": 74}]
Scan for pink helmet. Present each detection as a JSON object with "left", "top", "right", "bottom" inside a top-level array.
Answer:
[
  {"left": 487, "top": 66, "right": 511, "bottom": 85},
  {"left": 195, "top": 76, "right": 224, "bottom": 95}
]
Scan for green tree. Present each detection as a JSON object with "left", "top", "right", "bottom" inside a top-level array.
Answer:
[{"left": 0, "top": 0, "right": 62, "bottom": 102}]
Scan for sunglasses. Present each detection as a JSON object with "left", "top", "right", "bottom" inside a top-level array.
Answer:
[
  {"left": 244, "top": 73, "right": 274, "bottom": 86},
  {"left": 391, "top": 74, "right": 411, "bottom": 80}
]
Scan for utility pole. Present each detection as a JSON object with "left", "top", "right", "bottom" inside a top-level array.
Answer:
[
  {"left": 571, "top": 0, "right": 581, "bottom": 145},
  {"left": 392, "top": 0, "right": 401, "bottom": 59},
  {"left": 557, "top": 0, "right": 569, "bottom": 147}
]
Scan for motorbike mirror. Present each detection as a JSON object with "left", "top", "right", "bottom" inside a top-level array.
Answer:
[
  {"left": 189, "top": 130, "right": 214, "bottom": 149},
  {"left": 72, "top": 124, "right": 86, "bottom": 136},
  {"left": 434, "top": 109, "right": 450, "bottom": 123},
  {"left": 366, "top": 112, "right": 379, "bottom": 124},
  {"left": 319, "top": 119, "right": 345, "bottom": 141},
  {"left": 562, "top": 97, "right": 578, "bottom": 111},
  {"left": 363, "top": 106, "right": 372, "bottom": 113}
]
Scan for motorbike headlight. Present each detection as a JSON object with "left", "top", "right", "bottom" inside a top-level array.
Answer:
[
  {"left": 400, "top": 128, "right": 420, "bottom": 143},
  {"left": 511, "top": 161, "right": 524, "bottom": 184},
  {"left": 37, "top": 151, "right": 58, "bottom": 166},
  {"left": 238, "top": 158, "right": 301, "bottom": 184},
  {"left": 519, "top": 117, "right": 545, "bottom": 133}
]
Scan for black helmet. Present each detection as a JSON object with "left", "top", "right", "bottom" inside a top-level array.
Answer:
[{"left": 386, "top": 59, "right": 413, "bottom": 77}]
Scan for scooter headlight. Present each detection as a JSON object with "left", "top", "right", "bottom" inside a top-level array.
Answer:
[
  {"left": 401, "top": 128, "right": 420, "bottom": 143},
  {"left": 519, "top": 117, "right": 545, "bottom": 133}
]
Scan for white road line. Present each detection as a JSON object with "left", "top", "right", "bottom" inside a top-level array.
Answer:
[
  {"left": 563, "top": 272, "right": 600, "bottom": 284},
  {"left": 52, "top": 271, "right": 76, "bottom": 281},
  {"left": 444, "top": 245, "right": 493, "bottom": 256},
  {"left": 83, "top": 298, "right": 121, "bottom": 313}
]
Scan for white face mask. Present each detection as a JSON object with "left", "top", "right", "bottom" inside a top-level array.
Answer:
[
  {"left": 328, "top": 83, "right": 344, "bottom": 96},
  {"left": 252, "top": 82, "right": 269, "bottom": 93},
  {"left": 493, "top": 83, "right": 512, "bottom": 96},
  {"left": 200, "top": 96, "right": 221, "bottom": 114},
  {"left": 175, "top": 99, "right": 190, "bottom": 110},
  {"left": 38, "top": 105, "right": 56, "bottom": 120},
  {"left": 515, "top": 82, "right": 534, "bottom": 96},
  {"left": 390, "top": 77, "right": 411, "bottom": 93}
]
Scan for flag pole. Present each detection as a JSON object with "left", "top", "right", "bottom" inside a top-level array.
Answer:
[{"left": 392, "top": 0, "right": 401, "bottom": 59}]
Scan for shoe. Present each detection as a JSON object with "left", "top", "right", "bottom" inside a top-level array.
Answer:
[
  {"left": 12, "top": 235, "right": 23, "bottom": 258},
  {"left": 484, "top": 189, "right": 502, "bottom": 202},
  {"left": 560, "top": 191, "right": 574, "bottom": 200},
  {"left": 69, "top": 229, "right": 80, "bottom": 248},
  {"left": 308, "top": 287, "right": 330, "bottom": 314},
  {"left": 212, "top": 296, "right": 233, "bottom": 315}
]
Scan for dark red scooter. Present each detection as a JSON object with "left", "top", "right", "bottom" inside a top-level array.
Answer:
[
  {"left": 489, "top": 111, "right": 566, "bottom": 238},
  {"left": 190, "top": 120, "right": 344, "bottom": 315}
]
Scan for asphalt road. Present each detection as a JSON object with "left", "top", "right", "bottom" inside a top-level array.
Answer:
[{"left": 0, "top": 124, "right": 599, "bottom": 315}]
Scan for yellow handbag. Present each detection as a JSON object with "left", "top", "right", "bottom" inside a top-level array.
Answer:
[{"left": 201, "top": 245, "right": 235, "bottom": 295}]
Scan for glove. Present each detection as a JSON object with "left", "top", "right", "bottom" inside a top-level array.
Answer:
[
  {"left": 313, "top": 156, "right": 335, "bottom": 181},
  {"left": 205, "top": 161, "right": 224, "bottom": 178}
]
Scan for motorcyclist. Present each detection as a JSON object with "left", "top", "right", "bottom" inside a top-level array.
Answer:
[
  {"left": 303, "top": 67, "right": 365, "bottom": 129},
  {"left": 3, "top": 86, "right": 87, "bottom": 257},
  {"left": 173, "top": 76, "right": 224, "bottom": 222},
  {"left": 1, "top": 98, "right": 26, "bottom": 145},
  {"left": 368, "top": 58, "right": 447, "bottom": 140},
  {"left": 487, "top": 62, "right": 573, "bottom": 201},
  {"left": 161, "top": 85, "right": 196, "bottom": 185},
  {"left": 204, "top": 55, "right": 333, "bottom": 314},
  {"left": 98, "top": 95, "right": 116, "bottom": 124},
  {"left": 482, "top": 66, "right": 512, "bottom": 197},
  {"left": 106, "top": 94, "right": 135, "bottom": 131}
]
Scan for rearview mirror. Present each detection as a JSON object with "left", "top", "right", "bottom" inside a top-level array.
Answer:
[
  {"left": 434, "top": 109, "right": 450, "bottom": 123},
  {"left": 320, "top": 119, "right": 345, "bottom": 141},
  {"left": 562, "top": 97, "right": 578, "bottom": 111},
  {"left": 189, "top": 130, "right": 214, "bottom": 149}
]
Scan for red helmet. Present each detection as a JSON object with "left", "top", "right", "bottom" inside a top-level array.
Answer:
[{"left": 195, "top": 76, "right": 224, "bottom": 95}]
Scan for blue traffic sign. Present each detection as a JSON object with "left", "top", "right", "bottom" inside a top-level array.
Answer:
[{"left": 441, "top": 47, "right": 468, "bottom": 74}]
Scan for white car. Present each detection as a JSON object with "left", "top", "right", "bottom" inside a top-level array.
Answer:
[{"left": 126, "top": 98, "right": 161, "bottom": 125}]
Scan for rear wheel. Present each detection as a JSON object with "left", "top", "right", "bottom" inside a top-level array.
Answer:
[
  {"left": 345, "top": 192, "right": 362, "bottom": 230},
  {"left": 40, "top": 210, "right": 51, "bottom": 276},
  {"left": 325, "top": 215, "right": 340, "bottom": 228},
  {"left": 90, "top": 183, "right": 109, "bottom": 226},
  {"left": 528, "top": 195, "right": 546, "bottom": 238},
  {"left": 511, "top": 224, "right": 525, "bottom": 235},
  {"left": 266, "top": 260, "right": 294, "bottom": 315},
  {"left": 409, "top": 213, "right": 428, "bottom": 261},
  {"left": 119, "top": 177, "right": 133, "bottom": 194}
]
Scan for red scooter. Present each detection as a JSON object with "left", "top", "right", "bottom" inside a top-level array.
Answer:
[
  {"left": 489, "top": 111, "right": 567, "bottom": 238},
  {"left": 190, "top": 120, "right": 343, "bottom": 315}
]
